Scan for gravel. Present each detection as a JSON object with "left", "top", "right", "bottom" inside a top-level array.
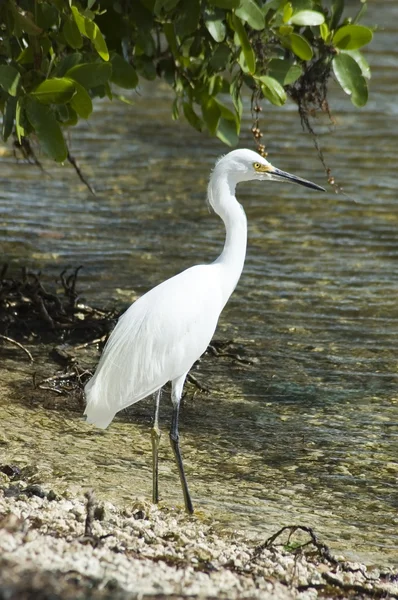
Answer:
[{"left": 0, "top": 484, "right": 397, "bottom": 600}]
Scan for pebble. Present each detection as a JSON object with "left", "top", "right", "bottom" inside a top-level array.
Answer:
[{"left": 0, "top": 488, "right": 396, "bottom": 600}]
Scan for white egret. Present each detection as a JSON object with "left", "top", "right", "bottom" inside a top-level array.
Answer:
[{"left": 84, "top": 148, "right": 325, "bottom": 513}]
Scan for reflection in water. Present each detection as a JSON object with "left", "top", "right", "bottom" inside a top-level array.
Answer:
[{"left": 0, "top": 1, "right": 397, "bottom": 567}]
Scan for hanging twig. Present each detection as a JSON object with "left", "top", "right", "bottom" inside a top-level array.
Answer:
[{"left": 67, "top": 152, "right": 96, "bottom": 196}]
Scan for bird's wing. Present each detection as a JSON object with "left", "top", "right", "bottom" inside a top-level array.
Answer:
[{"left": 84, "top": 263, "right": 223, "bottom": 428}]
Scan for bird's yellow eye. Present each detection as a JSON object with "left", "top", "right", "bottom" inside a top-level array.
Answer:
[{"left": 253, "top": 162, "right": 261, "bottom": 170}]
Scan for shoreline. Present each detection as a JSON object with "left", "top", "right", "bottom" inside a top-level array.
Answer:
[{"left": 0, "top": 481, "right": 397, "bottom": 600}]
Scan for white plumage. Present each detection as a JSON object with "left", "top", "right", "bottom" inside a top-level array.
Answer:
[
  {"left": 85, "top": 264, "right": 224, "bottom": 428},
  {"left": 84, "top": 148, "right": 324, "bottom": 512}
]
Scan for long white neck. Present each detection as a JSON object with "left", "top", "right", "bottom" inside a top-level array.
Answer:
[{"left": 208, "top": 174, "right": 247, "bottom": 306}]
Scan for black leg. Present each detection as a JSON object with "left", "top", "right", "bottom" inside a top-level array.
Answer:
[
  {"left": 169, "top": 395, "right": 194, "bottom": 514},
  {"left": 151, "top": 389, "right": 161, "bottom": 504}
]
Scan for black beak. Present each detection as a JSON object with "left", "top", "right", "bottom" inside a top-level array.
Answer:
[{"left": 272, "top": 167, "right": 326, "bottom": 192}]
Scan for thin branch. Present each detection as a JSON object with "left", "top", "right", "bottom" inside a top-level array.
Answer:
[
  {"left": 0, "top": 334, "right": 34, "bottom": 362},
  {"left": 67, "top": 152, "right": 96, "bottom": 196}
]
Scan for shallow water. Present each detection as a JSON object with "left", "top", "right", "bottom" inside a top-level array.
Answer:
[{"left": 1, "top": 1, "right": 397, "bottom": 567}]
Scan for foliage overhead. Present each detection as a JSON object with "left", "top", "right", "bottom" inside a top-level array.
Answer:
[{"left": 0, "top": 0, "right": 373, "bottom": 162}]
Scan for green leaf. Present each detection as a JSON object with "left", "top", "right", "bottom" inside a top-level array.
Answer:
[
  {"left": 135, "top": 56, "right": 157, "bottom": 80},
  {"left": 105, "top": 80, "right": 113, "bottom": 100},
  {"left": 284, "top": 64, "right": 302, "bottom": 85},
  {"left": 330, "top": 0, "right": 344, "bottom": 30},
  {"left": 183, "top": 102, "right": 202, "bottom": 131},
  {"left": 209, "top": 44, "right": 230, "bottom": 71},
  {"left": 257, "top": 75, "right": 286, "bottom": 106},
  {"left": 283, "top": 3, "right": 293, "bottom": 24},
  {"left": 114, "top": 94, "right": 136, "bottom": 107},
  {"left": 71, "top": 6, "right": 87, "bottom": 32},
  {"left": 288, "top": 33, "right": 313, "bottom": 60},
  {"left": 2, "top": 95, "right": 17, "bottom": 141},
  {"left": 12, "top": 9, "right": 43, "bottom": 35},
  {"left": 26, "top": 97, "right": 67, "bottom": 161},
  {"left": 139, "top": 0, "right": 156, "bottom": 9},
  {"left": 208, "top": 74, "right": 227, "bottom": 95},
  {"left": 175, "top": 0, "right": 200, "bottom": 37},
  {"left": 320, "top": 22, "right": 329, "bottom": 42},
  {"left": 267, "top": 58, "right": 302, "bottom": 85},
  {"left": 263, "top": 0, "right": 281, "bottom": 18},
  {"left": 201, "top": 96, "right": 221, "bottom": 135},
  {"left": 212, "top": 100, "right": 240, "bottom": 144},
  {"left": 71, "top": 6, "right": 109, "bottom": 61},
  {"left": 84, "top": 19, "right": 110, "bottom": 61},
  {"left": 15, "top": 99, "right": 25, "bottom": 143},
  {"left": 230, "top": 78, "right": 242, "bottom": 120},
  {"left": 64, "top": 106, "right": 78, "bottom": 126},
  {"left": 172, "top": 97, "right": 179, "bottom": 120},
  {"left": 216, "top": 99, "right": 238, "bottom": 123},
  {"left": 232, "top": 14, "right": 255, "bottom": 74},
  {"left": 333, "top": 25, "right": 373, "bottom": 50},
  {"left": 189, "top": 35, "right": 202, "bottom": 57},
  {"left": 131, "top": 1, "right": 153, "bottom": 29},
  {"left": 332, "top": 53, "right": 368, "bottom": 107},
  {"left": 111, "top": 54, "right": 139, "bottom": 89},
  {"left": 67, "top": 80, "right": 92, "bottom": 118},
  {"left": 216, "top": 117, "right": 239, "bottom": 146},
  {"left": 341, "top": 49, "right": 370, "bottom": 79},
  {"left": 267, "top": 58, "right": 288, "bottom": 84},
  {"left": 287, "top": 0, "right": 313, "bottom": 10},
  {"left": 279, "top": 25, "right": 293, "bottom": 36},
  {"left": 163, "top": 23, "right": 179, "bottom": 57},
  {"left": 55, "top": 53, "right": 83, "bottom": 77},
  {"left": 208, "top": 0, "right": 240, "bottom": 7},
  {"left": 237, "top": 50, "right": 251, "bottom": 75},
  {"left": 157, "top": 57, "right": 175, "bottom": 84},
  {"left": 105, "top": 81, "right": 113, "bottom": 100},
  {"left": 0, "top": 65, "right": 21, "bottom": 97},
  {"left": 30, "top": 78, "right": 76, "bottom": 105},
  {"left": 90, "top": 84, "right": 107, "bottom": 99},
  {"left": 16, "top": 46, "right": 34, "bottom": 65},
  {"left": 57, "top": 104, "right": 78, "bottom": 126},
  {"left": 353, "top": 2, "right": 367, "bottom": 25},
  {"left": 65, "top": 62, "right": 112, "bottom": 89},
  {"left": 154, "top": 0, "right": 180, "bottom": 15},
  {"left": 236, "top": 0, "right": 265, "bottom": 31},
  {"left": 204, "top": 11, "right": 226, "bottom": 43},
  {"left": 36, "top": 2, "right": 59, "bottom": 29},
  {"left": 63, "top": 16, "right": 83, "bottom": 49},
  {"left": 136, "top": 30, "right": 156, "bottom": 57},
  {"left": 290, "top": 10, "right": 325, "bottom": 26}
]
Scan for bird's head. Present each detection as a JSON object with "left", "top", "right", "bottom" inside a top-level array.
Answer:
[{"left": 214, "top": 148, "right": 325, "bottom": 191}]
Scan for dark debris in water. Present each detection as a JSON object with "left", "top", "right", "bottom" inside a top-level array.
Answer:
[
  {"left": 1, "top": 480, "right": 59, "bottom": 502},
  {"left": 206, "top": 340, "right": 254, "bottom": 366},
  {"left": 0, "top": 265, "right": 118, "bottom": 399},
  {"left": 0, "top": 264, "right": 118, "bottom": 344},
  {"left": 0, "top": 464, "right": 21, "bottom": 479},
  {"left": 0, "top": 265, "right": 255, "bottom": 401},
  {"left": 254, "top": 526, "right": 398, "bottom": 600}
]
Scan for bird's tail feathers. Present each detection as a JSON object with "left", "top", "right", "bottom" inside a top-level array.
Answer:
[
  {"left": 84, "top": 379, "right": 115, "bottom": 429},
  {"left": 83, "top": 305, "right": 166, "bottom": 430}
]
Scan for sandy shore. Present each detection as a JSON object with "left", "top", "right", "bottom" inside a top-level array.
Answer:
[{"left": 0, "top": 481, "right": 397, "bottom": 600}]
